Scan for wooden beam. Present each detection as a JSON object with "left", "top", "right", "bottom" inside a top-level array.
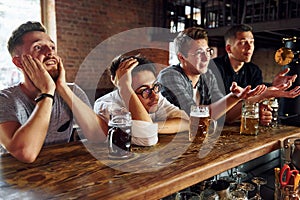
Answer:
[{"left": 207, "top": 18, "right": 300, "bottom": 37}]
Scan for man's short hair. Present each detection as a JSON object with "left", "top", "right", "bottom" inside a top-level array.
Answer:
[
  {"left": 109, "top": 55, "right": 156, "bottom": 80},
  {"left": 174, "top": 27, "right": 208, "bottom": 57},
  {"left": 7, "top": 21, "right": 46, "bottom": 56},
  {"left": 224, "top": 24, "right": 253, "bottom": 44}
]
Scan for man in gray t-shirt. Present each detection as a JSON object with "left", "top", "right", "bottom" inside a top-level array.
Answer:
[
  {"left": 0, "top": 21, "right": 106, "bottom": 163},
  {"left": 0, "top": 83, "right": 89, "bottom": 146}
]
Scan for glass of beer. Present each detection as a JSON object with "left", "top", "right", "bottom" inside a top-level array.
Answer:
[
  {"left": 189, "top": 105, "right": 217, "bottom": 143},
  {"left": 108, "top": 110, "right": 133, "bottom": 159},
  {"left": 240, "top": 100, "right": 259, "bottom": 136}
]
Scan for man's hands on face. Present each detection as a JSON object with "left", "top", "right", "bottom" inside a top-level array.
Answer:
[
  {"left": 113, "top": 58, "right": 138, "bottom": 90},
  {"left": 55, "top": 57, "right": 67, "bottom": 88},
  {"left": 21, "top": 55, "right": 56, "bottom": 94}
]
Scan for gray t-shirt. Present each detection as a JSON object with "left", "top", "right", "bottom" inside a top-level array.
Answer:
[{"left": 0, "top": 83, "right": 91, "bottom": 152}]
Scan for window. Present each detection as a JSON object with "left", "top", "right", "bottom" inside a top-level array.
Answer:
[{"left": 0, "top": 0, "right": 41, "bottom": 89}]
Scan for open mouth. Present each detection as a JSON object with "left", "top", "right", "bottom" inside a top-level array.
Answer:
[{"left": 44, "top": 59, "right": 57, "bottom": 66}]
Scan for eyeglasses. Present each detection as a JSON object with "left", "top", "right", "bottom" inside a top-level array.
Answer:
[
  {"left": 189, "top": 48, "right": 214, "bottom": 57},
  {"left": 135, "top": 82, "right": 162, "bottom": 99}
]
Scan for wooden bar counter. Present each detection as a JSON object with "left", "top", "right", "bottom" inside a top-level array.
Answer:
[{"left": 1, "top": 125, "right": 300, "bottom": 200}]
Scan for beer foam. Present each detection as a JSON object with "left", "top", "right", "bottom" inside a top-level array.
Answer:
[{"left": 190, "top": 112, "right": 209, "bottom": 117}]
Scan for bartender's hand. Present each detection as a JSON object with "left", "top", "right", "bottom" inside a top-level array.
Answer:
[
  {"left": 259, "top": 103, "right": 272, "bottom": 126},
  {"left": 272, "top": 67, "right": 297, "bottom": 88}
]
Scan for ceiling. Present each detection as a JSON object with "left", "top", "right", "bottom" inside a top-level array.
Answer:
[
  {"left": 208, "top": 18, "right": 300, "bottom": 49},
  {"left": 163, "top": 0, "right": 300, "bottom": 50}
]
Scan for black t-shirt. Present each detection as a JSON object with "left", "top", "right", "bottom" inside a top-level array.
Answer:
[{"left": 209, "top": 54, "right": 263, "bottom": 95}]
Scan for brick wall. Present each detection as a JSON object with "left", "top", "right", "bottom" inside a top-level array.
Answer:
[
  {"left": 252, "top": 48, "right": 283, "bottom": 84},
  {"left": 54, "top": 0, "right": 282, "bottom": 103},
  {"left": 215, "top": 46, "right": 283, "bottom": 84},
  {"left": 55, "top": 0, "right": 168, "bottom": 102}
]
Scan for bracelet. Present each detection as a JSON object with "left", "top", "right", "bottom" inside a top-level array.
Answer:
[{"left": 34, "top": 93, "right": 55, "bottom": 104}]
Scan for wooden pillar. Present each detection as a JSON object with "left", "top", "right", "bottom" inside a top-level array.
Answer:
[{"left": 40, "top": 0, "right": 57, "bottom": 44}]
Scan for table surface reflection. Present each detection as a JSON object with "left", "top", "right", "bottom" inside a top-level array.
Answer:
[{"left": 1, "top": 124, "right": 300, "bottom": 200}]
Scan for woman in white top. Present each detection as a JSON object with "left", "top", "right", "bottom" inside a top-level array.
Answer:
[{"left": 94, "top": 55, "right": 189, "bottom": 146}]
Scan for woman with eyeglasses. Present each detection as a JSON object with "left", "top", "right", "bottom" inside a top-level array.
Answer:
[{"left": 94, "top": 55, "right": 189, "bottom": 146}]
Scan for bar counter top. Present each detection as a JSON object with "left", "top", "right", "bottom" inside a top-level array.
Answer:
[{"left": 1, "top": 125, "right": 300, "bottom": 200}]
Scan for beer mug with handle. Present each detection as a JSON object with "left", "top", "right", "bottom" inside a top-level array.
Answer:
[
  {"left": 189, "top": 105, "right": 217, "bottom": 143},
  {"left": 240, "top": 100, "right": 259, "bottom": 136},
  {"left": 108, "top": 109, "right": 133, "bottom": 159}
]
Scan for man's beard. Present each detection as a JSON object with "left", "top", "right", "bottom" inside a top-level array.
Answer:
[{"left": 49, "top": 68, "right": 59, "bottom": 81}]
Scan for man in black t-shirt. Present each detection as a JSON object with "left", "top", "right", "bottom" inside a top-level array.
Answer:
[
  {"left": 209, "top": 24, "right": 300, "bottom": 124},
  {"left": 210, "top": 24, "right": 300, "bottom": 100}
]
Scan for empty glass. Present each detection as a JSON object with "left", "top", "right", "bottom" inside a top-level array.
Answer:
[
  {"left": 211, "top": 180, "right": 231, "bottom": 200},
  {"left": 250, "top": 177, "right": 267, "bottom": 200},
  {"left": 175, "top": 191, "right": 201, "bottom": 200},
  {"left": 233, "top": 171, "right": 248, "bottom": 185},
  {"left": 230, "top": 190, "right": 248, "bottom": 200},
  {"left": 199, "top": 189, "right": 219, "bottom": 200},
  {"left": 237, "top": 182, "right": 255, "bottom": 198}
]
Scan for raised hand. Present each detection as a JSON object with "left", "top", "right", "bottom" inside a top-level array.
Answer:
[
  {"left": 113, "top": 57, "right": 138, "bottom": 89},
  {"left": 272, "top": 67, "right": 297, "bottom": 88},
  {"left": 230, "top": 82, "right": 267, "bottom": 100},
  {"left": 263, "top": 84, "right": 300, "bottom": 99}
]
